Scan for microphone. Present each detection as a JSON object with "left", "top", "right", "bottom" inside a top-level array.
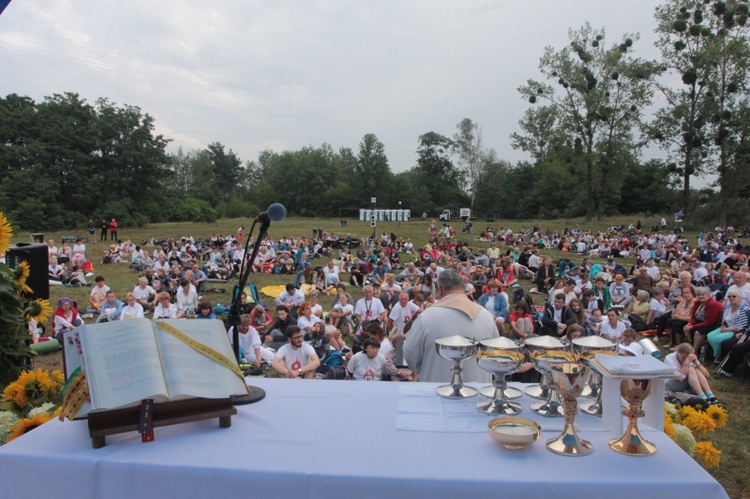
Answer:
[{"left": 257, "top": 203, "right": 287, "bottom": 224}]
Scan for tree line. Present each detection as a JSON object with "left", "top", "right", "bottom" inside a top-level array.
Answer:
[{"left": 2, "top": 0, "right": 749, "bottom": 230}]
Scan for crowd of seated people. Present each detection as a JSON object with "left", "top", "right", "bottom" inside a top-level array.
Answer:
[{"left": 41, "top": 220, "right": 750, "bottom": 388}]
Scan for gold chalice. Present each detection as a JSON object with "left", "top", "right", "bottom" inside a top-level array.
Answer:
[{"left": 608, "top": 378, "right": 657, "bottom": 456}]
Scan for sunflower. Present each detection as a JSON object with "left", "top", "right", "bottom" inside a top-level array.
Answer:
[
  {"left": 26, "top": 298, "right": 52, "bottom": 324},
  {"left": 706, "top": 404, "right": 728, "bottom": 429},
  {"left": 694, "top": 440, "right": 721, "bottom": 469},
  {"left": 677, "top": 405, "right": 697, "bottom": 423},
  {"left": 684, "top": 411, "right": 717, "bottom": 437},
  {"left": 14, "top": 260, "right": 33, "bottom": 294},
  {"left": 5, "top": 413, "right": 53, "bottom": 443},
  {"left": 36, "top": 370, "right": 61, "bottom": 396},
  {"left": 2, "top": 373, "right": 35, "bottom": 409},
  {"left": 0, "top": 211, "right": 11, "bottom": 256},
  {"left": 50, "top": 370, "right": 65, "bottom": 385}
]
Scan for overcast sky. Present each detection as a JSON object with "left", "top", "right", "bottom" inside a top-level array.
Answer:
[{"left": 1, "top": 0, "right": 668, "bottom": 172}]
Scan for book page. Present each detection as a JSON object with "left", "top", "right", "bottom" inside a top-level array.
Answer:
[
  {"left": 154, "top": 319, "right": 247, "bottom": 400},
  {"left": 79, "top": 319, "right": 169, "bottom": 410},
  {"left": 60, "top": 330, "right": 92, "bottom": 418}
]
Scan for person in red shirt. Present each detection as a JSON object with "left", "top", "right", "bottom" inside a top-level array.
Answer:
[
  {"left": 508, "top": 301, "right": 535, "bottom": 341},
  {"left": 109, "top": 218, "right": 118, "bottom": 241},
  {"left": 684, "top": 286, "right": 724, "bottom": 364}
]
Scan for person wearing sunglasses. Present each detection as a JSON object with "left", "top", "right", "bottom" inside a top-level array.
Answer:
[{"left": 706, "top": 292, "right": 748, "bottom": 365}]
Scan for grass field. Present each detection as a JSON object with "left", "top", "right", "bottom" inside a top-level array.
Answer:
[{"left": 13, "top": 214, "right": 749, "bottom": 497}]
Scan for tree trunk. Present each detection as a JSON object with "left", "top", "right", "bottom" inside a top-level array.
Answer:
[{"left": 585, "top": 157, "right": 594, "bottom": 221}]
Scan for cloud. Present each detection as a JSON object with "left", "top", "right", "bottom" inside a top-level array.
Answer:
[{"left": 0, "top": 0, "right": 666, "bottom": 171}]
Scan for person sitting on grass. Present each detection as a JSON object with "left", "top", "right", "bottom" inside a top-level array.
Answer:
[
  {"left": 53, "top": 297, "right": 82, "bottom": 342},
  {"left": 229, "top": 314, "right": 275, "bottom": 367},
  {"left": 347, "top": 337, "right": 386, "bottom": 381},
  {"left": 479, "top": 279, "right": 508, "bottom": 335},
  {"left": 152, "top": 291, "right": 177, "bottom": 321},
  {"left": 264, "top": 305, "right": 297, "bottom": 351},
  {"left": 48, "top": 256, "right": 65, "bottom": 282},
  {"left": 600, "top": 308, "right": 627, "bottom": 342},
  {"left": 271, "top": 326, "right": 320, "bottom": 379},
  {"left": 664, "top": 343, "right": 722, "bottom": 406},
  {"left": 88, "top": 275, "right": 110, "bottom": 314},
  {"left": 250, "top": 304, "right": 274, "bottom": 334},
  {"left": 195, "top": 300, "right": 217, "bottom": 319},
  {"left": 132, "top": 276, "right": 157, "bottom": 312},
  {"left": 508, "top": 301, "right": 536, "bottom": 341},
  {"left": 175, "top": 278, "right": 199, "bottom": 318},
  {"left": 99, "top": 291, "right": 124, "bottom": 321},
  {"left": 120, "top": 292, "right": 145, "bottom": 320}
]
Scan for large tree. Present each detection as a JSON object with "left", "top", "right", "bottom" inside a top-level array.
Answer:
[
  {"left": 412, "top": 132, "right": 467, "bottom": 212},
  {"left": 652, "top": 0, "right": 750, "bottom": 223},
  {"left": 518, "top": 23, "right": 659, "bottom": 220},
  {"left": 453, "top": 118, "right": 491, "bottom": 211},
  {"left": 0, "top": 93, "right": 171, "bottom": 229}
]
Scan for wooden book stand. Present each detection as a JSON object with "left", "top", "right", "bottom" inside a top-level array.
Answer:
[{"left": 87, "top": 397, "right": 236, "bottom": 448}]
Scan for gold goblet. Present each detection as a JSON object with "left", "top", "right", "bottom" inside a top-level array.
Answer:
[
  {"left": 608, "top": 378, "right": 657, "bottom": 456},
  {"left": 546, "top": 362, "right": 593, "bottom": 456}
]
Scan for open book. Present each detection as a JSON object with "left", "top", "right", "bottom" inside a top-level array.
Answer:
[{"left": 62, "top": 318, "right": 247, "bottom": 417}]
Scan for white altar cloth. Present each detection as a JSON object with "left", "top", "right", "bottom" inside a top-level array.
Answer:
[{"left": 0, "top": 378, "right": 727, "bottom": 499}]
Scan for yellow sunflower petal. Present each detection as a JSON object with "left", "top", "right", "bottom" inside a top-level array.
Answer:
[
  {"left": 14, "top": 260, "right": 30, "bottom": 285},
  {"left": 0, "top": 212, "right": 12, "bottom": 256},
  {"left": 5, "top": 413, "right": 53, "bottom": 443},
  {"left": 29, "top": 299, "right": 52, "bottom": 324},
  {"left": 694, "top": 440, "right": 721, "bottom": 469},
  {"left": 706, "top": 405, "right": 728, "bottom": 429}
]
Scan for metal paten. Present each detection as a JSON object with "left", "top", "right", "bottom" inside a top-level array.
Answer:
[
  {"left": 579, "top": 350, "right": 621, "bottom": 417},
  {"left": 546, "top": 362, "right": 593, "bottom": 456},
  {"left": 488, "top": 417, "right": 541, "bottom": 450},
  {"left": 529, "top": 351, "right": 579, "bottom": 417},
  {"left": 475, "top": 349, "right": 525, "bottom": 415},
  {"left": 434, "top": 335, "right": 480, "bottom": 398},
  {"left": 523, "top": 336, "right": 567, "bottom": 400},
  {"left": 609, "top": 378, "right": 658, "bottom": 456},
  {"left": 572, "top": 336, "right": 617, "bottom": 397},
  {"left": 479, "top": 337, "right": 525, "bottom": 399}
]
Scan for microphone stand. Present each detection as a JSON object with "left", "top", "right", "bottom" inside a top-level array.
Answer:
[{"left": 229, "top": 218, "right": 271, "bottom": 406}]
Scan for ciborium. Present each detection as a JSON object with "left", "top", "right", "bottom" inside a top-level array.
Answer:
[
  {"left": 529, "top": 351, "right": 579, "bottom": 417},
  {"left": 579, "top": 350, "right": 621, "bottom": 417},
  {"left": 608, "top": 378, "right": 657, "bottom": 456},
  {"left": 479, "top": 337, "right": 525, "bottom": 400},
  {"left": 434, "top": 335, "right": 480, "bottom": 399},
  {"left": 546, "top": 362, "right": 593, "bottom": 456},
  {"left": 524, "top": 336, "right": 566, "bottom": 400},
  {"left": 572, "top": 336, "right": 617, "bottom": 397},
  {"left": 475, "top": 349, "right": 525, "bottom": 415}
]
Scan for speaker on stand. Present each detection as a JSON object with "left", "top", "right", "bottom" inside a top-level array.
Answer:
[{"left": 7, "top": 243, "right": 50, "bottom": 300}]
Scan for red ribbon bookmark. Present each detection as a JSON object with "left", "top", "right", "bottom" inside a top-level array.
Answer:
[{"left": 139, "top": 399, "right": 155, "bottom": 443}]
